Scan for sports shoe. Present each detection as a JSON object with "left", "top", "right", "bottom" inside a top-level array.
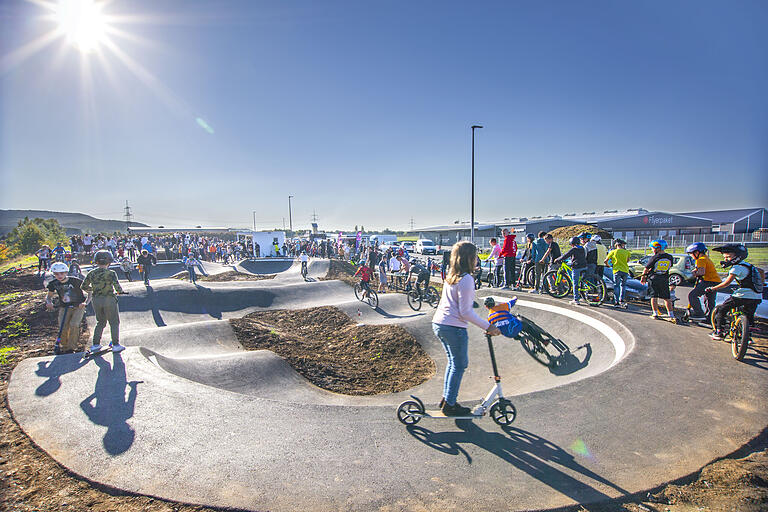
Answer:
[
  {"left": 529, "top": 290, "right": 540, "bottom": 295},
  {"left": 569, "top": 300, "right": 581, "bottom": 305},
  {"left": 89, "top": 344, "right": 103, "bottom": 353},
  {"left": 441, "top": 402, "right": 472, "bottom": 417},
  {"left": 110, "top": 344, "right": 125, "bottom": 353},
  {"left": 710, "top": 331, "right": 724, "bottom": 341},
  {"left": 649, "top": 313, "right": 659, "bottom": 319}
]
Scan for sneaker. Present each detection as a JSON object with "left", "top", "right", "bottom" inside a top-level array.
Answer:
[
  {"left": 441, "top": 402, "right": 472, "bottom": 417},
  {"left": 710, "top": 331, "right": 724, "bottom": 341},
  {"left": 650, "top": 313, "right": 659, "bottom": 319},
  {"left": 111, "top": 344, "right": 125, "bottom": 353},
  {"left": 89, "top": 344, "right": 103, "bottom": 353},
  {"left": 569, "top": 300, "right": 581, "bottom": 305},
  {"left": 529, "top": 290, "right": 540, "bottom": 295}
]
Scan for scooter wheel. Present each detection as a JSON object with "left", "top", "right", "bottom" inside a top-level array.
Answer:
[
  {"left": 397, "top": 400, "right": 423, "bottom": 425},
  {"left": 490, "top": 399, "right": 517, "bottom": 426}
]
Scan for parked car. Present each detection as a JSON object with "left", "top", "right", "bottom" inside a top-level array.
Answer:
[
  {"left": 627, "top": 253, "right": 694, "bottom": 286},
  {"left": 379, "top": 241, "right": 400, "bottom": 253},
  {"left": 415, "top": 239, "right": 437, "bottom": 255},
  {"left": 601, "top": 267, "right": 650, "bottom": 301},
  {"left": 401, "top": 241, "right": 415, "bottom": 253}
]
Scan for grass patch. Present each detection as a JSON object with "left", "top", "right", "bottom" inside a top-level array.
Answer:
[
  {"left": 0, "top": 319, "right": 30, "bottom": 338},
  {"left": 0, "top": 255, "right": 38, "bottom": 273},
  {"left": 0, "top": 346, "right": 17, "bottom": 365},
  {"left": 0, "top": 292, "right": 22, "bottom": 307}
]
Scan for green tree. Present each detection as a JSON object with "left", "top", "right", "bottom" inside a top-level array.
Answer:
[
  {"left": 3, "top": 217, "right": 67, "bottom": 256},
  {"left": 17, "top": 223, "right": 45, "bottom": 254}
]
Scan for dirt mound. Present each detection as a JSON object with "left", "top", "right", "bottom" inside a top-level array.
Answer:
[
  {"left": 548, "top": 224, "right": 611, "bottom": 240},
  {"left": 175, "top": 270, "right": 276, "bottom": 282},
  {"left": 320, "top": 259, "right": 361, "bottom": 287},
  {"left": 231, "top": 306, "right": 435, "bottom": 395}
]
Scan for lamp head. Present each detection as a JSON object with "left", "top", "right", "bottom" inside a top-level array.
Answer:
[{"left": 471, "top": 125, "right": 483, "bottom": 129}]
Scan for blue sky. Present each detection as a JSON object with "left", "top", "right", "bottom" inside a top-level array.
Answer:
[{"left": 1, "top": 0, "right": 766, "bottom": 231}]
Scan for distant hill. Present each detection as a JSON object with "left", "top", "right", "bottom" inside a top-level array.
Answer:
[{"left": 0, "top": 210, "right": 148, "bottom": 237}]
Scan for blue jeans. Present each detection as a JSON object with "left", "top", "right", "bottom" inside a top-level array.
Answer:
[
  {"left": 187, "top": 266, "right": 197, "bottom": 283},
  {"left": 571, "top": 267, "right": 586, "bottom": 301},
  {"left": 613, "top": 271, "right": 628, "bottom": 304},
  {"left": 432, "top": 323, "right": 469, "bottom": 405}
]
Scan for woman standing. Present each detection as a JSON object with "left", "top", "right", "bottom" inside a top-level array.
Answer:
[{"left": 432, "top": 241, "right": 500, "bottom": 416}]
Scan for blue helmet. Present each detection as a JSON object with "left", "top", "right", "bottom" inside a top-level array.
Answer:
[
  {"left": 578, "top": 232, "right": 590, "bottom": 240},
  {"left": 685, "top": 242, "right": 707, "bottom": 254},
  {"left": 649, "top": 239, "right": 668, "bottom": 250}
]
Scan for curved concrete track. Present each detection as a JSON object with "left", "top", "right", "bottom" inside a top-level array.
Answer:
[{"left": 8, "top": 262, "right": 768, "bottom": 511}]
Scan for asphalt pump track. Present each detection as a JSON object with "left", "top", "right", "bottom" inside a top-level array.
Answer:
[{"left": 8, "top": 259, "right": 768, "bottom": 511}]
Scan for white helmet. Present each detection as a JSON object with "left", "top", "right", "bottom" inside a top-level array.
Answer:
[
  {"left": 50, "top": 262, "right": 69, "bottom": 273},
  {"left": 590, "top": 235, "right": 601, "bottom": 242}
]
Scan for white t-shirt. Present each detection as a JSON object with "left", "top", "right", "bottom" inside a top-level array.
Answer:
[
  {"left": 389, "top": 257, "right": 401, "bottom": 272},
  {"left": 300, "top": 254, "right": 309, "bottom": 262},
  {"left": 83, "top": 235, "right": 93, "bottom": 246}
]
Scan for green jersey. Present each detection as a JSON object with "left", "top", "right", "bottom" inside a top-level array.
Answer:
[
  {"left": 606, "top": 248, "right": 631, "bottom": 274},
  {"left": 82, "top": 267, "right": 123, "bottom": 296}
]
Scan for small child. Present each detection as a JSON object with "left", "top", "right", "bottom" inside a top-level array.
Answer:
[
  {"left": 45, "top": 261, "right": 88, "bottom": 354},
  {"left": 81, "top": 250, "right": 126, "bottom": 353},
  {"left": 185, "top": 254, "right": 202, "bottom": 284},
  {"left": 119, "top": 256, "right": 134, "bottom": 282},
  {"left": 353, "top": 261, "right": 373, "bottom": 298},
  {"left": 484, "top": 296, "right": 523, "bottom": 338}
]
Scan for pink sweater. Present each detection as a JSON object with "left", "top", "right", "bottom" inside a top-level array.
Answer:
[{"left": 432, "top": 274, "right": 491, "bottom": 330}]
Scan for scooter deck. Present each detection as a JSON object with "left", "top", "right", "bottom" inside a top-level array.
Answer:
[
  {"left": 82, "top": 348, "right": 113, "bottom": 360},
  {"left": 420, "top": 409, "right": 483, "bottom": 419}
]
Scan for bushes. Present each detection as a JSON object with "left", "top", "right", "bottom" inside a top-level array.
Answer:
[{"left": 1, "top": 217, "right": 67, "bottom": 257}]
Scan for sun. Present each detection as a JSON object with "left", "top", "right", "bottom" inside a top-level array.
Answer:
[{"left": 55, "top": 0, "right": 109, "bottom": 53}]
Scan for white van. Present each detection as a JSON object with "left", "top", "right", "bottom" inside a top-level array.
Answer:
[{"left": 415, "top": 239, "right": 437, "bottom": 255}]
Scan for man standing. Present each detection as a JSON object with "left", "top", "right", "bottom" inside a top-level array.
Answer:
[
  {"left": 640, "top": 239, "right": 677, "bottom": 322},
  {"left": 500, "top": 229, "right": 518, "bottom": 290},
  {"left": 605, "top": 239, "right": 631, "bottom": 308},
  {"left": 533, "top": 231, "right": 550, "bottom": 294}
]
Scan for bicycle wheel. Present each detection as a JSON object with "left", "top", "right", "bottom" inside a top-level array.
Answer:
[
  {"left": 366, "top": 290, "right": 379, "bottom": 309},
  {"left": 544, "top": 271, "right": 570, "bottom": 299},
  {"left": 520, "top": 336, "right": 553, "bottom": 366},
  {"left": 407, "top": 289, "right": 422, "bottom": 311},
  {"left": 426, "top": 286, "right": 440, "bottom": 308},
  {"left": 354, "top": 283, "right": 362, "bottom": 301},
  {"left": 524, "top": 265, "right": 536, "bottom": 288},
  {"left": 580, "top": 279, "right": 606, "bottom": 306},
  {"left": 731, "top": 314, "right": 750, "bottom": 361}
]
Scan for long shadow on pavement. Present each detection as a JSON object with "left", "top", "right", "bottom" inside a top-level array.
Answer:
[
  {"left": 79, "top": 353, "right": 142, "bottom": 456},
  {"left": 407, "top": 423, "right": 629, "bottom": 505},
  {"left": 35, "top": 355, "right": 89, "bottom": 397}
]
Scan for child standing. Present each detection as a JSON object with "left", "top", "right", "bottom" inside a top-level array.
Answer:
[
  {"left": 81, "top": 250, "right": 127, "bottom": 353},
  {"left": 45, "top": 261, "right": 88, "bottom": 354}
]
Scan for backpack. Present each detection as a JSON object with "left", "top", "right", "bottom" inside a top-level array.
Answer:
[{"left": 738, "top": 263, "right": 764, "bottom": 295}]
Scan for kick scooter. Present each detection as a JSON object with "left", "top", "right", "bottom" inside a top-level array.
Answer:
[
  {"left": 396, "top": 334, "right": 517, "bottom": 427},
  {"left": 53, "top": 304, "right": 74, "bottom": 355}
]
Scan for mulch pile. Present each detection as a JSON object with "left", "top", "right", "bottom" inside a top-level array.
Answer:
[
  {"left": 230, "top": 306, "right": 435, "bottom": 394},
  {"left": 175, "top": 270, "right": 276, "bottom": 282},
  {"left": 548, "top": 224, "right": 611, "bottom": 240}
]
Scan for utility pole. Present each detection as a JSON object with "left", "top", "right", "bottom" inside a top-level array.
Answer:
[
  {"left": 123, "top": 200, "right": 133, "bottom": 233},
  {"left": 288, "top": 195, "right": 294, "bottom": 233},
  {"left": 409, "top": 217, "right": 415, "bottom": 231},
  {"left": 311, "top": 210, "right": 319, "bottom": 223}
]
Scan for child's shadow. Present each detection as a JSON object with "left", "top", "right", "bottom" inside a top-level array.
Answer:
[
  {"left": 79, "top": 353, "right": 142, "bottom": 455},
  {"left": 35, "top": 355, "right": 89, "bottom": 397}
]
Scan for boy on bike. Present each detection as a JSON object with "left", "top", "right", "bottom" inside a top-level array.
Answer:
[
  {"left": 484, "top": 296, "right": 523, "bottom": 338},
  {"left": 706, "top": 244, "right": 763, "bottom": 340},
  {"left": 81, "top": 250, "right": 127, "bottom": 353},
  {"left": 640, "top": 240, "right": 677, "bottom": 322},
  {"left": 409, "top": 259, "right": 431, "bottom": 296},
  {"left": 45, "top": 261, "right": 88, "bottom": 354},
  {"left": 299, "top": 251, "right": 309, "bottom": 275},
  {"left": 136, "top": 249, "right": 157, "bottom": 286},
  {"left": 685, "top": 242, "right": 721, "bottom": 322},
  {"left": 353, "top": 261, "right": 373, "bottom": 300},
  {"left": 554, "top": 236, "right": 588, "bottom": 306}
]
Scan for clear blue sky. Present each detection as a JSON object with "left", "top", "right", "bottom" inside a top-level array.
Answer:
[{"left": 2, "top": 0, "right": 767, "bottom": 231}]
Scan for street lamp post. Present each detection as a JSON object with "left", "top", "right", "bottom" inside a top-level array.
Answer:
[
  {"left": 252, "top": 210, "right": 256, "bottom": 231},
  {"left": 471, "top": 124, "right": 483, "bottom": 243},
  {"left": 288, "top": 195, "right": 294, "bottom": 233}
]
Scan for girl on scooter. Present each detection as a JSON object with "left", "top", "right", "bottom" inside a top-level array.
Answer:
[{"left": 432, "top": 241, "right": 501, "bottom": 416}]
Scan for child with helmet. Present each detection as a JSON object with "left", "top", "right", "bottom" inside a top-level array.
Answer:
[
  {"left": 705, "top": 244, "right": 763, "bottom": 340},
  {"left": 640, "top": 239, "right": 678, "bottom": 322},
  {"left": 684, "top": 242, "right": 721, "bottom": 322},
  {"left": 484, "top": 296, "right": 523, "bottom": 339},
  {"left": 45, "top": 261, "right": 87, "bottom": 354},
  {"left": 81, "top": 250, "right": 127, "bottom": 353}
]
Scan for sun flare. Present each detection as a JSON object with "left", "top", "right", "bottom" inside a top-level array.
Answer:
[{"left": 55, "top": 0, "right": 109, "bottom": 53}]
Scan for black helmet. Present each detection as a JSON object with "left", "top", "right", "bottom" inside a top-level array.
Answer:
[
  {"left": 712, "top": 244, "right": 748, "bottom": 268},
  {"left": 526, "top": 233, "right": 535, "bottom": 240},
  {"left": 93, "top": 250, "right": 113, "bottom": 265},
  {"left": 483, "top": 297, "right": 496, "bottom": 308},
  {"left": 570, "top": 236, "right": 581, "bottom": 246},
  {"left": 615, "top": 239, "right": 626, "bottom": 246}
]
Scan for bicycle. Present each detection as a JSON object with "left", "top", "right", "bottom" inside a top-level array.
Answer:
[
  {"left": 711, "top": 304, "right": 752, "bottom": 361},
  {"left": 300, "top": 261, "right": 308, "bottom": 280},
  {"left": 543, "top": 262, "right": 606, "bottom": 306},
  {"left": 406, "top": 281, "right": 440, "bottom": 311},
  {"left": 354, "top": 281, "right": 379, "bottom": 309}
]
